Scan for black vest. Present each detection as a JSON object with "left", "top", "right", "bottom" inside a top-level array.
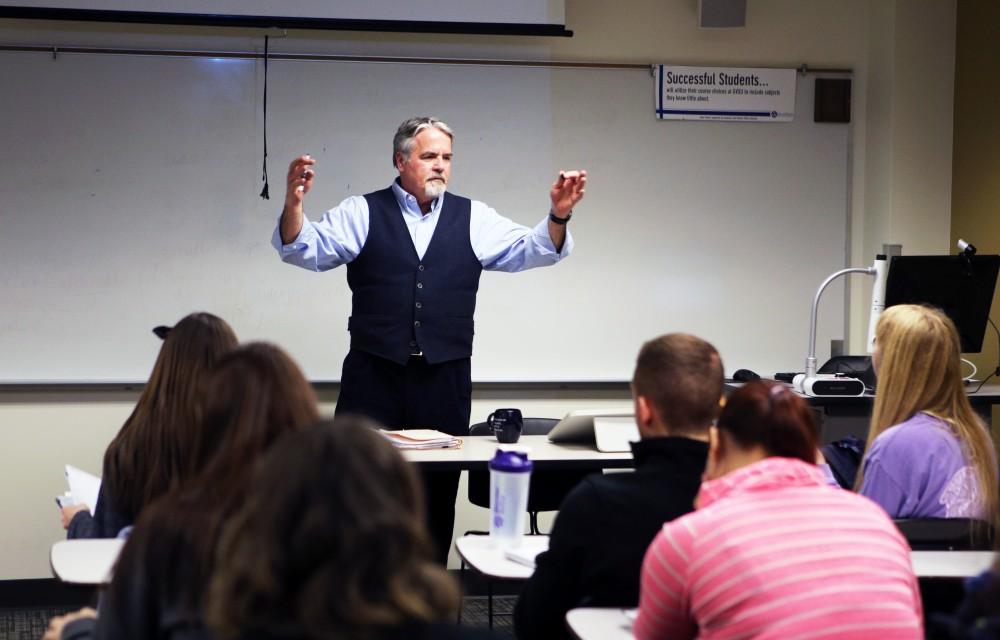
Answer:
[{"left": 346, "top": 187, "right": 483, "bottom": 365}]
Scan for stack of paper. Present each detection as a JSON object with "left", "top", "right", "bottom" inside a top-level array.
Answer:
[
  {"left": 64, "top": 465, "right": 102, "bottom": 515},
  {"left": 380, "top": 429, "right": 462, "bottom": 450},
  {"left": 504, "top": 537, "right": 550, "bottom": 568}
]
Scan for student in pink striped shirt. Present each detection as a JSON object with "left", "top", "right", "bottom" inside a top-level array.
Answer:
[{"left": 635, "top": 381, "right": 922, "bottom": 640}]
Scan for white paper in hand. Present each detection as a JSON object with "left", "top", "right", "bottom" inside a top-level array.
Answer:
[{"left": 65, "top": 465, "right": 102, "bottom": 515}]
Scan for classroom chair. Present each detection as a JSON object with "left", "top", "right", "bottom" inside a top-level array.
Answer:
[
  {"left": 466, "top": 417, "right": 592, "bottom": 535},
  {"left": 893, "top": 518, "right": 995, "bottom": 551},
  {"left": 460, "top": 417, "right": 594, "bottom": 627}
]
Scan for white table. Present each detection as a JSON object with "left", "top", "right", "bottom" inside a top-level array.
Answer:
[
  {"left": 451, "top": 545, "right": 995, "bottom": 581},
  {"left": 561, "top": 553, "right": 998, "bottom": 640},
  {"left": 403, "top": 435, "right": 633, "bottom": 470},
  {"left": 50, "top": 539, "right": 124, "bottom": 584},
  {"left": 454, "top": 534, "right": 549, "bottom": 580},
  {"left": 455, "top": 534, "right": 550, "bottom": 629},
  {"left": 566, "top": 607, "right": 636, "bottom": 640},
  {"left": 911, "top": 550, "right": 996, "bottom": 578}
]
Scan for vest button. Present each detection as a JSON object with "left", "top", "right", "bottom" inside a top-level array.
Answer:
[
  {"left": 415, "top": 302, "right": 422, "bottom": 309},
  {"left": 417, "top": 282, "right": 423, "bottom": 289},
  {"left": 414, "top": 320, "right": 421, "bottom": 327},
  {"left": 418, "top": 264, "right": 425, "bottom": 271}
]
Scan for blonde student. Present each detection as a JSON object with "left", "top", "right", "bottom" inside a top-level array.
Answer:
[{"left": 858, "top": 304, "right": 998, "bottom": 527}]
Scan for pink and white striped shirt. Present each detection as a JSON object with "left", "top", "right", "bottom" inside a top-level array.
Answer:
[{"left": 634, "top": 457, "right": 922, "bottom": 640}]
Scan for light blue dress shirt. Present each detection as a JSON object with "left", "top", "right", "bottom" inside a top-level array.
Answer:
[{"left": 272, "top": 181, "right": 573, "bottom": 271}]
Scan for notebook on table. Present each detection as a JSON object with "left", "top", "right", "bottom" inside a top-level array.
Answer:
[
  {"left": 547, "top": 408, "right": 636, "bottom": 449},
  {"left": 592, "top": 417, "right": 640, "bottom": 453},
  {"left": 503, "top": 536, "right": 550, "bottom": 568}
]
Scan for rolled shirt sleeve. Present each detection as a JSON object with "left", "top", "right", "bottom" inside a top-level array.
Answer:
[
  {"left": 471, "top": 201, "right": 573, "bottom": 272},
  {"left": 271, "top": 196, "right": 369, "bottom": 272},
  {"left": 272, "top": 188, "right": 572, "bottom": 274}
]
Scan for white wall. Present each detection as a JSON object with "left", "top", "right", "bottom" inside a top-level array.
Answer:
[{"left": 0, "top": 0, "right": 957, "bottom": 578}]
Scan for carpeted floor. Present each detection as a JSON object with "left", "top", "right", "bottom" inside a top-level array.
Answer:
[
  {"left": 461, "top": 595, "right": 516, "bottom": 636},
  {"left": 0, "top": 596, "right": 518, "bottom": 640},
  {"left": 0, "top": 606, "right": 75, "bottom": 640}
]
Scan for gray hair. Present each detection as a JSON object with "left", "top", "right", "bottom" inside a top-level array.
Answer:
[{"left": 392, "top": 117, "right": 454, "bottom": 168}]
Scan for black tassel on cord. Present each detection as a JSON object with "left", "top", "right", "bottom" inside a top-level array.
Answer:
[{"left": 259, "top": 35, "right": 270, "bottom": 199}]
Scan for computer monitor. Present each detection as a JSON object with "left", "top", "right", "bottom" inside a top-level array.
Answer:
[{"left": 883, "top": 254, "right": 1000, "bottom": 353}]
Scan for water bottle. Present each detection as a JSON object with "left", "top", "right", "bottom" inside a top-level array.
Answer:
[{"left": 488, "top": 448, "right": 533, "bottom": 548}]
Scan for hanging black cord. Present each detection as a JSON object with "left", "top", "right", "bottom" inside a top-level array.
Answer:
[
  {"left": 259, "top": 35, "right": 270, "bottom": 199},
  {"left": 970, "top": 317, "right": 1000, "bottom": 394}
]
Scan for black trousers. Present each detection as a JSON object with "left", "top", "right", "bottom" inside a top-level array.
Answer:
[{"left": 334, "top": 349, "right": 471, "bottom": 564}]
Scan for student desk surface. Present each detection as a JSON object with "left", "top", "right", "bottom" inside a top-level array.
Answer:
[
  {"left": 454, "top": 534, "right": 549, "bottom": 581},
  {"left": 565, "top": 551, "right": 999, "bottom": 640},
  {"left": 566, "top": 608, "right": 636, "bottom": 640},
  {"left": 50, "top": 539, "right": 125, "bottom": 585},
  {"left": 402, "top": 435, "right": 634, "bottom": 471}
]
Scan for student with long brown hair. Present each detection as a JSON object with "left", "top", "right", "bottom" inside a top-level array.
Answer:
[
  {"left": 62, "top": 312, "right": 238, "bottom": 538},
  {"left": 634, "top": 381, "right": 921, "bottom": 640},
  {"left": 858, "top": 304, "right": 998, "bottom": 528},
  {"left": 48, "top": 342, "right": 321, "bottom": 640},
  {"left": 206, "top": 417, "right": 497, "bottom": 640}
]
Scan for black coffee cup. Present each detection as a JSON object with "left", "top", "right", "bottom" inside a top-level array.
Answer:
[{"left": 487, "top": 408, "right": 523, "bottom": 444}]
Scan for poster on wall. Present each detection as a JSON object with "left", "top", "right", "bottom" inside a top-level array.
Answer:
[{"left": 654, "top": 65, "right": 796, "bottom": 122}]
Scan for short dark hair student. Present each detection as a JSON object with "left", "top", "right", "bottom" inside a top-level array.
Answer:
[{"left": 514, "top": 333, "right": 723, "bottom": 640}]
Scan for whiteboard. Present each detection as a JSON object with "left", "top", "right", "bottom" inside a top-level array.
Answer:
[
  {"left": 0, "top": 51, "right": 849, "bottom": 382},
  {"left": 3, "top": 0, "right": 564, "bottom": 25}
]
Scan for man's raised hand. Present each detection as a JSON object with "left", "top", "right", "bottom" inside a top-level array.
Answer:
[
  {"left": 285, "top": 155, "right": 316, "bottom": 208},
  {"left": 550, "top": 170, "right": 587, "bottom": 219},
  {"left": 280, "top": 155, "right": 315, "bottom": 244}
]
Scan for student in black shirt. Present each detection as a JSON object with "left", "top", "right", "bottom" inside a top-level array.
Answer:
[{"left": 514, "top": 333, "right": 724, "bottom": 640}]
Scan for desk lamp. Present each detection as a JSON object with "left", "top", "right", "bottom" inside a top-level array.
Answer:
[{"left": 793, "top": 254, "right": 887, "bottom": 397}]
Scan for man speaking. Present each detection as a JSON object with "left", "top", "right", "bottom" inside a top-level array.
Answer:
[{"left": 273, "top": 117, "right": 587, "bottom": 560}]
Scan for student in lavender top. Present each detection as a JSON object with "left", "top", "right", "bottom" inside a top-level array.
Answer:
[{"left": 858, "top": 304, "right": 998, "bottom": 527}]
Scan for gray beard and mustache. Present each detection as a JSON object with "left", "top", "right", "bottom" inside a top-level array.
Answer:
[{"left": 424, "top": 177, "right": 447, "bottom": 199}]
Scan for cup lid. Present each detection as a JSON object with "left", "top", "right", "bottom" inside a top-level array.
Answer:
[{"left": 489, "top": 449, "right": 533, "bottom": 473}]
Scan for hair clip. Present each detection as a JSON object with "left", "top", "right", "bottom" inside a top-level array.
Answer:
[
  {"left": 768, "top": 385, "right": 788, "bottom": 398},
  {"left": 152, "top": 325, "right": 172, "bottom": 340},
  {"left": 767, "top": 384, "right": 792, "bottom": 409}
]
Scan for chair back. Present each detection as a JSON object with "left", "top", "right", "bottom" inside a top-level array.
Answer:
[
  {"left": 468, "top": 422, "right": 492, "bottom": 437},
  {"left": 469, "top": 417, "right": 559, "bottom": 438},
  {"left": 466, "top": 417, "right": 592, "bottom": 533},
  {"left": 893, "top": 518, "right": 996, "bottom": 551}
]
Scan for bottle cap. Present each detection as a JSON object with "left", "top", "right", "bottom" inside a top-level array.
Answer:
[{"left": 489, "top": 449, "right": 533, "bottom": 473}]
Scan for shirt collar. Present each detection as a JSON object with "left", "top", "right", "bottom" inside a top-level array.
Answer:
[
  {"left": 391, "top": 179, "right": 444, "bottom": 219},
  {"left": 695, "top": 457, "right": 826, "bottom": 509},
  {"left": 629, "top": 436, "right": 709, "bottom": 472}
]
